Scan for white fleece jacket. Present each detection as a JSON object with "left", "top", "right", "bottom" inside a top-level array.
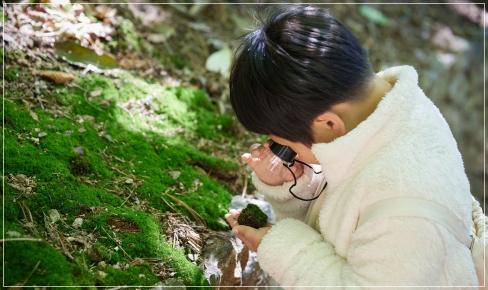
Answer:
[{"left": 252, "top": 66, "right": 477, "bottom": 289}]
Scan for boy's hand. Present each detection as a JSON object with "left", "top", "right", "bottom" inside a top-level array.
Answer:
[
  {"left": 242, "top": 140, "right": 304, "bottom": 186},
  {"left": 225, "top": 208, "right": 272, "bottom": 252}
]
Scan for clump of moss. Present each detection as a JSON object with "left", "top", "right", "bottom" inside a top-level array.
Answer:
[
  {"left": 237, "top": 204, "right": 268, "bottom": 229},
  {"left": 69, "top": 155, "right": 92, "bottom": 176},
  {"left": 5, "top": 66, "right": 19, "bottom": 81}
]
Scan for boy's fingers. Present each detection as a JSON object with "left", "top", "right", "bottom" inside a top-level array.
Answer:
[
  {"left": 232, "top": 225, "right": 255, "bottom": 239},
  {"left": 225, "top": 209, "right": 243, "bottom": 228},
  {"left": 241, "top": 153, "right": 260, "bottom": 169}
]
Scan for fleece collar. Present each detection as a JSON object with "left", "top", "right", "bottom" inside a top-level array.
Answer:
[{"left": 311, "top": 65, "right": 419, "bottom": 184}]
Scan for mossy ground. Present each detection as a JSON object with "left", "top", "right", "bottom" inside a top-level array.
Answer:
[{"left": 2, "top": 49, "right": 248, "bottom": 287}]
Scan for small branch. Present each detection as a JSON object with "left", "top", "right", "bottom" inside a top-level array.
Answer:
[
  {"left": 71, "top": 84, "right": 102, "bottom": 111},
  {"left": 241, "top": 175, "right": 248, "bottom": 197},
  {"left": 0, "top": 238, "right": 43, "bottom": 242},
  {"left": 117, "top": 104, "right": 135, "bottom": 124},
  {"left": 119, "top": 190, "right": 133, "bottom": 207},
  {"left": 100, "top": 226, "right": 132, "bottom": 260},
  {"left": 21, "top": 260, "right": 41, "bottom": 286}
]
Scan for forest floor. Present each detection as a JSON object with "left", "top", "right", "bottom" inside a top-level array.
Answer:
[{"left": 2, "top": 1, "right": 486, "bottom": 288}]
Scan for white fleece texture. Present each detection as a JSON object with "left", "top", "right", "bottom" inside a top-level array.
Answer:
[
  {"left": 255, "top": 66, "right": 477, "bottom": 289},
  {"left": 252, "top": 164, "right": 323, "bottom": 221}
]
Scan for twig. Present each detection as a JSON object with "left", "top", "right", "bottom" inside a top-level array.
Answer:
[
  {"left": 20, "top": 202, "right": 28, "bottom": 222},
  {"left": 36, "top": 94, "right": 45, "bottom": 109},
  {"left": 100, "top": 226, "right": 133, "bottom": 260},
  {"left": 0, "top": 238, "right": 43, "bottom": 242},
  {"left": 21, "top": 23, "right": 77, "bottom": 37},
  {"left": 160, "top": 196, "right": 180, "bottom": 214},
  {"left": 71, "top": 84, "right": 102, "bottom": 111},
  {"left": 100, "top": 186, "right": 119, "bottom": 194},
  {"left": 21, "top": 260, "right": 41, "bottom": 286},
  {"left": 119, "top": 189, "right": 133, "bottom": 207},
  {"left": 162, "top": 192, "right": 206, "bottom": 226},
  {"left": 82, "top": 250, "right": 88, "bottom": 270},
  {"left": 117, "top": 104, "right": 135, "bottom": 124},
  {"left": 241, "top": 175, "right": 248, "bottom": 197},
  {"left": 57, "top": 232, "right": 75, "bottom": 261},
  {"left": 5, "top": 97, "right": 57, "bottom": 105}
]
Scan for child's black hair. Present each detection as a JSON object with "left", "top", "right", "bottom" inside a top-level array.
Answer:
[{"left": 230, "top": 5, "right": 375, "bottom": 146}]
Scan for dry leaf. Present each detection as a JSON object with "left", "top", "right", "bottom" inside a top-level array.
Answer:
[
  {"left": 29, "top": 111, "right": 39, "bottom": 122},
  {"left": 90, "top": 90, "right": 102, "bottom": 97},
  {"left": 32, "top": 70, "right": 76, "bottom": 84}
]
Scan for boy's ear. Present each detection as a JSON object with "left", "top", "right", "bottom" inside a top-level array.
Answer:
[{"left": 312, "top": 111, "right": 346, "bottom": 142}]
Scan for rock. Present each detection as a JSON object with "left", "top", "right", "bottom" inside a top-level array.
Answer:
[
  {"left": 31, "top": 137, "right": 39, "bottom": 146},
  {"left": 87, "top": 247, "right": 104, "bottom": 262},
  {"left": 206, "top": 195, "right": 283, "bottom": 288},
  {"left": 73, "top": 146, "right": 84, "bottom": 155},
  {"left": 97, "top": 261, "right": 107, "bottom": 270},
  {"left": 199, "top": 231, "right": 242, "bottom": 287},
  {"left": 154, "top": 278, "right": 186, "bottom": 290},
  {"left": 199, "top": 231, "right": 272, "bottom": 287},
  {"left": 48, "top": 209, "right": 61, "bottom": 223},
  {"left": 72, "top": 217, "right": 83, "bottom": 228},
  {"left": 95, "top": 270, "right": 107, "bottom": 280},
  {"left": 168, "top": 171, "right": 181, "bottom": 180}
]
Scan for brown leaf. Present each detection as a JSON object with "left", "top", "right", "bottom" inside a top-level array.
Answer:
[{"left": 32, "top": 70, "right": 76, "bottom": 84}]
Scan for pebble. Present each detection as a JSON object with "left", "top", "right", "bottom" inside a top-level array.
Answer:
[
  {"left": 73, "top": 146, "right": 84, "bottom": 155},
  {"left": 72, "top": 217, "right": 83, "bottom": 228},
  {"left": 49, "top": 209, "right": 60, "bottom": 223}
]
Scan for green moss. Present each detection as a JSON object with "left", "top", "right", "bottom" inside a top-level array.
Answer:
[
  {"left": 118, "top": 19, "right": 141, "bottom": 52},
  {"left": 102, "top": 265, "right": 159, "bottom": 286},
  {"left": 69, "top": 155, "right": 92, "bottom": 176},
  {"left": 5, "top": 66, "right": 19, "bottom": 81},
  {"left": 4, "top": 61, "right": 239, "bottom": 286},
  {"left": 3, "top": 239, "right": 94, "bottom": 286}
]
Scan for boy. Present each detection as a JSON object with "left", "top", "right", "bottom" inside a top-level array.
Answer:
[{"left": 225, "top": 5, "right": 477, "bottom": 287}]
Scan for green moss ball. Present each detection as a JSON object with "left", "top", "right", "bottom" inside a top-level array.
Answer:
[{"left": 237, "top": 203, "right": 268, "bottom": 229}]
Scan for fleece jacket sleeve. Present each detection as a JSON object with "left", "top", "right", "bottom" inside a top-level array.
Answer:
[
  {"left": 257, "top": 215, "right": 474, "bottom": 288},
  {"left": 251, "top": 165, "right": 322, "bottom": 221}
]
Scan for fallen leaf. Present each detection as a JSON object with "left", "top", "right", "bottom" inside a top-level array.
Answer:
[
  {"left": 358, "top": 5, "right": 390, "bottom": 26},
  {"left": 29, "top": 111, "right": 39, "bottom": 122},
  {"left": 205, "top": 47, "right": 232, "bottom": 76},
  {"left": 32, "top": 70, "right": 76, "bottom": 84},
  {"left": 90, "top": 90, "right": 102, "bottom": 97},
  {"left": 168, "top": 171, "right": 181, "bottom": 180},
  {"left": 55, "top": 41, "right": 118, "bottom": 69}
]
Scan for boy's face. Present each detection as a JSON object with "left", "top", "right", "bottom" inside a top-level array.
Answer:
[{"left": 270, "top": 135, "right": 319, "bottom": 164}]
